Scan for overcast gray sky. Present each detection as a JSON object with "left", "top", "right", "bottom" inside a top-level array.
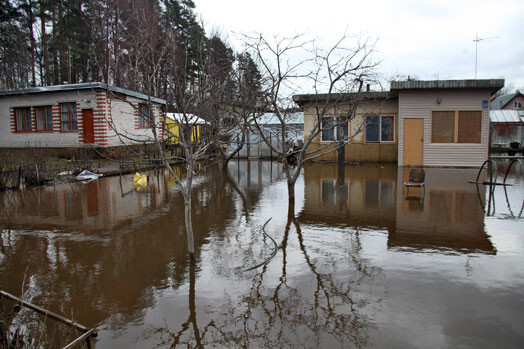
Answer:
[{"left": 194, "top": 0, "right": 524, "bottom": 91}]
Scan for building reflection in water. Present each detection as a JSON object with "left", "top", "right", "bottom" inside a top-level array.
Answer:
[
  {"left": 0, "top": 161, "right": 502, "bottom": 347},
  {"left": 299, "top": 163, "right": 495, "bottom": 255},
  {"left": 0, "top": 171, "right": 168, "bottom": 231}
]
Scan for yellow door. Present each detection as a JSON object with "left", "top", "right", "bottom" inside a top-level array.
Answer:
[{"left": 403, "top": 118, "right": 424, "bottom": 166}]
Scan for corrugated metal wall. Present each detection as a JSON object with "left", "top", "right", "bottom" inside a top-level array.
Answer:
[{"left": 398, "top": 91, "right": 490, "bottom": 167}]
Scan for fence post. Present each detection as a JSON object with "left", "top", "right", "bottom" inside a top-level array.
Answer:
[{"left": 17, "top": 164, "right": 22, "bottom": 189}]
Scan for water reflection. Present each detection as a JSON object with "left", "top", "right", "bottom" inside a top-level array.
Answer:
[
  {"left": 154, "top": 204, "right": 382, "bottom": 348},
  {"left": 299, "top": 164, "right": 495, "bottom": 255},
  {"left": 0, "top": 160, "right": 522, "bottom": 348},
  {"left": 0, "top": 173, "right": 168, "bottom": 231},
  {"left": 299, "top": 164, "right": 397, "bottom": 231}
]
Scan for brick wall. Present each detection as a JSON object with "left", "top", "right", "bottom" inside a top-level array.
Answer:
[{"left": 1, "top": 89, "right": 164, "bottom": 148}]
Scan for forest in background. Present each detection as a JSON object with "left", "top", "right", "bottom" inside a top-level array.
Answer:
[{"left": 0, "top": 0, "right": 263, "bottom": 110}]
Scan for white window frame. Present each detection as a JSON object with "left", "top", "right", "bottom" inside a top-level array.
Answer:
[
  {"left": 365, "top": 115, "right": 395, "bottom": 143},
  {"left": 321, "top": 116, "right": 349, "bottom": 142}
]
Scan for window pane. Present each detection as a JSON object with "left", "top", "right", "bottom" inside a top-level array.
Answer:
[
  {"left": 365, "top": 115, "right": 379, "bottom": 142},
  {"left": 17, "top": 108, "right": 32, "bottom": 131},
  {"left": 381, "top": 115, "right": 394, "bottom": 141},
  {"left": 70, "top": 104, "right": 77, "bottom": 130},
  {"left": 321, "top": 117, "right": 335, "bottom": 142},
  {"left": 37, "top": 107, "right": 45, "bottom": 130},
  {"left": 432, "top": 111, "right": 455, "bottom": 143},
  {"left": 61, "top": 103, "right": 70, "bottom": 130},
  {"left": 458, "top": 111, "right": 481, "bottom": 143},
  {"left": 25, "top": 108, "right": 32, "bottom": 130},
  {"left": 139, "top": 104, "right": 151, "bottom": 127},
  {"left": 321, "top": 180, "right": 335, "bottom": 205},
  {"left": 336, "top": 116, "right": 349, "bottom": 141},
  {"left": 16, "top": 109, "right": 24, "bottom": 131},
  {"left": 46, "top": 106, "right": 53, "bottom": 130}
]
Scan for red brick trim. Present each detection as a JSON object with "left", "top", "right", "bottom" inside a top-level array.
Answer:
[{"left": 9, "top": 107, "right": 16, "bottom": 133}]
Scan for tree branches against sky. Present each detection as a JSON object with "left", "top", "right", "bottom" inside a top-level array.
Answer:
[{"left": 194, "top": 0, "right": 524, "bottom": 89}]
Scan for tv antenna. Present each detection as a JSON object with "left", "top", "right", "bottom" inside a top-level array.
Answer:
[{"left": 474, "top": 34, "right": 499, "bottom": 79}]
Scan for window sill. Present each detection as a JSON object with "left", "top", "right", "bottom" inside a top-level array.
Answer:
[
  {"left": 430, "top": 142, "right": 482, "bottom": 145},
  {"left": 13, "top": 130, "right": 33, "bottom": 133},
  {"left": 59, "top": 130, "right": 78, "bottom": 133}
]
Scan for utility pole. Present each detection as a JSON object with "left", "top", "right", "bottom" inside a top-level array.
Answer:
[{"left": 474, "top": 34, "right": 499, "bottom": 79}]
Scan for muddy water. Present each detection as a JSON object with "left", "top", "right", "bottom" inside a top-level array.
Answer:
[{"left": 0, "top": 160, "right": 523, "bottom": 348}]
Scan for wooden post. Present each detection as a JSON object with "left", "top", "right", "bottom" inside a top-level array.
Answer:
[
  {"left": 35, "top": 163, "right": 40, "bottom": 185},
  {"left": 17, "top": 164, "right": 22, "bottom": 189},
  {"left": 0, "top": 290, "right": 97, "bottom": 338},
  {"left": 62, "top": 328, "right": 96, "bottom": 349}
]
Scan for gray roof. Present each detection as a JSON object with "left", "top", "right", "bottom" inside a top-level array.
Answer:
[
  {"left": 490, "top": 91, "right": 524, "bottom": 110},
  {"left": 255, "top": 112, "right": 304, "bottom": 125},
  {"left": 490, "top": 110, "right": 524, "bottom": 123},
  {"left": 391, "top": 79, "right": 504, "bottom": 94},
  {"left": 293, "top": 91, "right": 394, "bottom": 105},
  {"left": 0, "top": 82, "right": 166, "bottom": 105}
]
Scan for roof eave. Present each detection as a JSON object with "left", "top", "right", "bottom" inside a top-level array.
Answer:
[
  {"left": 0, "top": 82, "right": 166, "bottom": 105},
  {"left": 391, "top": 79, "right": 505, "bottom": 95}
]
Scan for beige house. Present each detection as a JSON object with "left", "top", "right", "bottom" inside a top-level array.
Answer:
[
  {"left": 491, "top": 90, "right": 524, "bottom": 110},
  {"left": 0, "top": 82, "right": 165, "bottom": 148},
  {"left": 294, "top": 79, "right": 504, "bottom": 167}
]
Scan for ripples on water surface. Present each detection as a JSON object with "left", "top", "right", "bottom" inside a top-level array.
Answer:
[{"left": 0, "top": 160, "right": 523, "bottom": 348}]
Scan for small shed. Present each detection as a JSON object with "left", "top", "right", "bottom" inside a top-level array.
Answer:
[
  {"left": 232, "top": 112, "right": 304, "bottom": 159},
  {"left": 489, "top": 110, "right": 524, "bottom": 149},
  {"left": 164, "top": 113, "right": 207, "bottom": 145}
]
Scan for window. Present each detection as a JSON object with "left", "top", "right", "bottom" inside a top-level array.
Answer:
[
  {"left": 458, "top": 111, "right": 481, "bottom": 143},
  {"left": 321, "top": 116, "right": 348, "bottom": 142},
  {"left": 321, "top": 179, "right": 349, "bottom": 206},
  {"left": 364, "top": 179, "right": 394, "bottom": 208},
  {"left": 431, "top": 111, "right": 455, "bottom": 143},
  {"left": 15, "top": 107, "right": 32, "bottom": 131},
  {"left": 515, "top": 101, "right": 522, "bottom": 109},
  {"left": 36, "top": 106, "right": 53, "bottom": 131},
  {"left": 431, "top": 110, "right": 482, "bottom": 144},
  {"left": 60, "top": 103, "right": 77, "bottom": 131},
  {"left": 138, "top": 104, "right": 152, "bottom": 127},
  {"left": 365, "top": 115, "right": 394, "bottom": 142}
]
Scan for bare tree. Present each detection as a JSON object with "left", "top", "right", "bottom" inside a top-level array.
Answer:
[{"left": 243, "top": 33, "right": 377, "bottom": 206}]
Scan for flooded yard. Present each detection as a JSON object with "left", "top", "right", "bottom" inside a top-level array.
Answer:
[{"left": 1, "top": 160, "right": 523, "bottom": 348}]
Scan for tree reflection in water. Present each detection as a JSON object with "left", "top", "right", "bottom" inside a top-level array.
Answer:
[{"left": 155, "top": 201, "right": 383, "bottom": 348}]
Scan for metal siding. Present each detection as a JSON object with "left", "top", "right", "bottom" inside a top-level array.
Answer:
[{"left": 398, "top": 91, "right": 490, "bottom": 167}]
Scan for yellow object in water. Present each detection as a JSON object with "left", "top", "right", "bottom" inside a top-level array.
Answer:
[{"left": 133, "top": 172, "right": 148, "bottom": 190}]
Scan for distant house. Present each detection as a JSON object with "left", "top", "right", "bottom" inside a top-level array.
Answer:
[
  {"left": 489, "top": 109, "right": 524, "bottom": 149},
  {"left": 0, "top": 82, "right": 166, "bottom": 148},
  {"left": 294, "top": 79, "right": 504, "bottom": 167},
  {"left": 491, "top": 91, "right": 524, "bottom": 110},
  {"left": 164, "top": 113, "right": 207, "bottom": 145},
  {"left": 232, "top": 112, "right": 304, "bottom": 158}
]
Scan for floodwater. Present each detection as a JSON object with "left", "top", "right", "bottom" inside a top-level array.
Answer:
[{"left": 0, "top": 160, "right": 523, "bottom": 348}]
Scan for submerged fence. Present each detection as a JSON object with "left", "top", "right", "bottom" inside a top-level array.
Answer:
[{"left": 0, "top": 160, "right": 94, "bottom": 190}]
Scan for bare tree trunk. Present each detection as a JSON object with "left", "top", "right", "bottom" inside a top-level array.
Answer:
[
  {"left": 28, "top": 1, "right": 36, "bottom": 86},
  {"left": 52, "top": 5, "right": 58, "bottom": 84},
  {"left": 40, "top": 0, "right": 50, "bottom": 85},
  {"left": 184, "top": 192, "right": 195, "bottom": 261},
  {"left": 184, "top": 159, "right": 196, "bottom": 262},
  {"left": 337, "top": 142, "right": 345, "bottom": 168},
  {"left": 287, "top": 180, "right": 296, "bottom": 206},
  {"left": 222, "top": 130, "right": 245, "bottom": 172}
]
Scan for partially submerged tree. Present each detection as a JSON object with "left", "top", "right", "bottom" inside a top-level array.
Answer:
[{"left": 243, "top": 34, "right": 377, "bottom": 206}]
